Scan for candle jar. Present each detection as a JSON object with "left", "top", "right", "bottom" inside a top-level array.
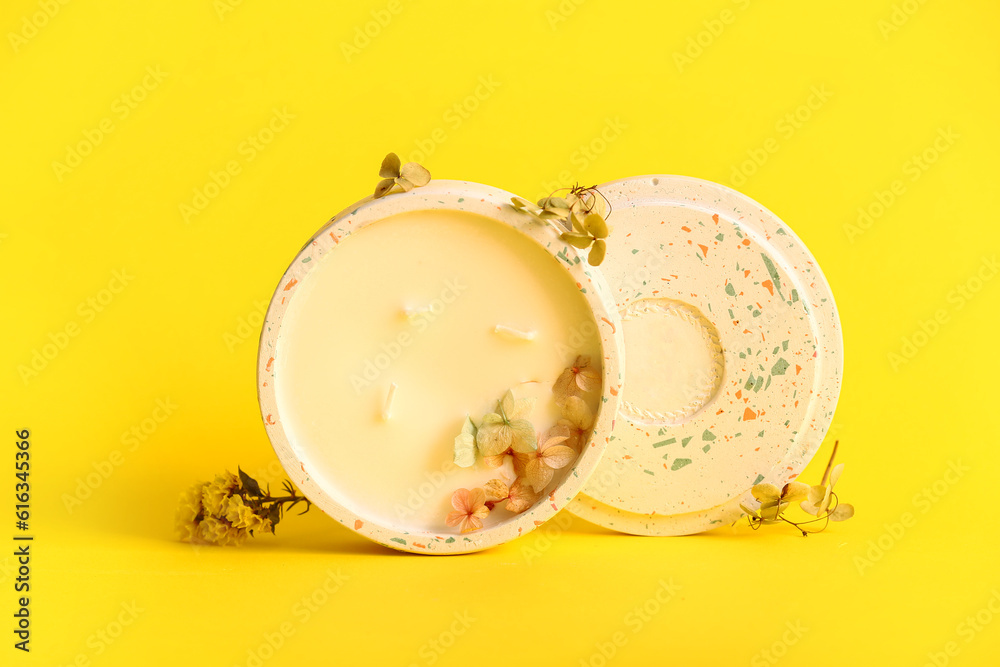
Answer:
[{"left": 258, "top": 180, "right": 624, "bottom": 553}]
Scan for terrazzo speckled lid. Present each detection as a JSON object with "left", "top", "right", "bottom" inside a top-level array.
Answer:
[{"left": 567, "top": 175, "right": 843, "bottom": 535}]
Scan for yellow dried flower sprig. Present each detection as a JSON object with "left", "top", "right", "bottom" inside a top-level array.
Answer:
[
  {"left": 374, "top": 152, "right": 431, "bottom": 198},
  {"left": 176, "top": 468, "right": 310, "bottom": 546},
  {"left": 740, "top": 441, "right": 855, "bottom": 535},
  {"left": 511, "top": 184, "right": 613, "bottom": 265}
]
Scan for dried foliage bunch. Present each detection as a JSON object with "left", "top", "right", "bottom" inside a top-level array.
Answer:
[
  {"left": 370, "top": 153, "right": 612, "bottom": 266},
  {"left": 176, "top": 468, "right": 310, "bottom": 546},
  {"left": 740, "top": 441, "right": 854, "bottom": 535},
  {"left": 511, "top": 184, "right": 612, "bottom": 266},
  {"left": 447, "top": 356, "right": 601, "bottom": 533}
]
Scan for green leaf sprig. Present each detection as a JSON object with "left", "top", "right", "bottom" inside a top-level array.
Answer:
[
  {"left": 739, "top": 441, "right": 854, "bottom": 536},
  {"left": 374, "top": 152, "right": 431, "bottom": 198},
  {"left": 511, "top": 184, "right": 612, "bottom": 266}
]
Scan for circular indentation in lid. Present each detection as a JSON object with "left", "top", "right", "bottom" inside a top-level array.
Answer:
[
  {"left": 566, "top": 175, "right": 843, "bottom": 536},
  {"left": 618, "top": 298, "right": 724, "bottom": 426}
]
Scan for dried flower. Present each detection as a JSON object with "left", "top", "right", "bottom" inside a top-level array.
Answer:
[
  {"left": 483, "top": 450, "right": 512, "bottom": 469},
  {"left": 519, "top": 427, "right": 577, "bottom": 492},
  {"left": 558, "top": 396, "right": 595, "bottom": 450},
  {"left": 446, "top": 488, "right": 490, "bottom": 533},
  {"left": 553, "top": 356, "right": 601, "bottom": 406},
  {"left": 224, "top": 494, "right": 273, "bottom": 535},
  {"left": 453, "top": 416, "right": 478, "bottom": 468},
  {"left": 176, "top": 468, "right": 309, "bottom": 546},
  {"left": 749, "top": 482, "right": 810, "bottom": 521},
  {"left": 197, "top": 515, "right": 247, "bottom": 547},
  {"left": 374, "top": 152, "right": 431, "bottom": 198},
  {"left": 175, "top": 482, "right": 205, "bottom": 543},
  {"left": 801, "top": 442, "right": 855, "bottom": 522},
  {"left": 483, "top": 478, "right": 510, "bottom": 502},
  {"left": 505, "top": 477, "right": 542, "bottom": 513},
  {"left": 202, "top": 471, "right": 239, "bottom": 516},
  {"left": 442, "top": 359, "right": 598, "bottom": 531},
  {"left": 560, "top": 213, "right": 609, "bottom": 266},
  {"left": 510, "top": 184, "right": 612, "bottom": 266},
  {"left": 740, "top": 441, "right": 854, "bottom": 535},
  {"left": 566, "top": 188, "right": 609, "bottom": 227},
  {"left": 511, "top": 196, "right": 568, "bottom": 221},
  {"left": 478, "top": 477, "right": 540, "bottom": 514},
  {"left": 476, "top": 390, "right": 538, "bottom": 457}
]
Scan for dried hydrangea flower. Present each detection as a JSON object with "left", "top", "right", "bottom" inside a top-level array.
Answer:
[
  {"left": 560, "top": 209, "right": 610, "bottom": 266},
  {"left": 505, "top": 477, "right": 542, "bottom": 513},
  {"left": 567, "top": 189, "right": 609, "bottom": 227},
  {"left": 483, "top": 478, "right": 510, "bottom": 502},
  {"left": 740, "top": 441, "right": 855, "bottom": 534},
  {"left": 453, "top": 416, "right": 478, "bottom": 468},
  {"left": 374, "top": 152, "right": 431, "bottom": 198},
  {"left": 751, "top": 482, "right": 810, "bottom": 521},
  {"left": 800, "top": 452, "right": 854, "bottom": 521},
  {"left": 476, "top": 390, "right": 537, "bottom": 457},
  {"left": 520, "top": 428, "right": 577, "bottom": 492},
  {"left": 482, "top": 449, "right": 511, "bottom": 469},
  {"left": 446, "top": 488, "right": 490, "bottom": 533},
  {"left": 512, "top": 196, "right": 568, "bottom": 221},
  {"left": 553, "top": 356, "right": 601, "bottom": 406},
  {"left": 510, "top": 185, "right": 612, "bottom": 266},
  {"left": 557, "top": 396, "right": 595, "bottom": 451}
]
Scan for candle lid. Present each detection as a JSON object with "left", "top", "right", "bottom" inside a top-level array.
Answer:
[
  {"left": 258, "top": 180, "right": 624, "bottom": 553},
  {"left": 566, "top": 175, "right": 843, "bottom": 535}
]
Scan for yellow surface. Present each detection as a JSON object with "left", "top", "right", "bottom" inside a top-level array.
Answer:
[{"left": 1, "top": 1, "right": 998, "bottom": 665}]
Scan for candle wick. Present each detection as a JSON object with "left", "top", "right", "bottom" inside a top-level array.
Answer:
[
  {"left": 382, "top": 382, "right": 398, "bottom": 422},
  {"left": 402, "top": 305, "right": 431, "bottom": 321},
  {"left": 494, "top": 324, "right": 537, "bottom": 341}
]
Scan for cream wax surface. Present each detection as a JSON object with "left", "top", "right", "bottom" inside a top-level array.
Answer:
[{"left": 274, "top": 209, "right": 602, "bottom": 533}]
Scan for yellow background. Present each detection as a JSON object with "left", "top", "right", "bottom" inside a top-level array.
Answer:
[{"left": 2, "top": 0, "right": 998, "bottom": 665}]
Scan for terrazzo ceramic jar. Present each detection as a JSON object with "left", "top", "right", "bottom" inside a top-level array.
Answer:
[{"left": 257, "top": 180, "right": 624, "bottom": 553}]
